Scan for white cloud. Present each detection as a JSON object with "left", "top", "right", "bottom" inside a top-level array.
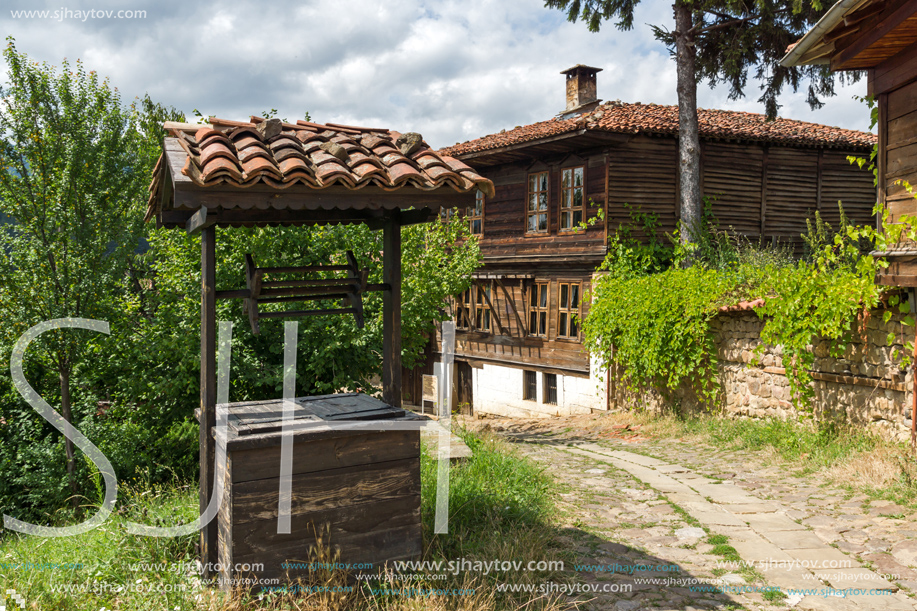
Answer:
[{"left": 2, "top": 0, "right": 871, "bottom": 148}]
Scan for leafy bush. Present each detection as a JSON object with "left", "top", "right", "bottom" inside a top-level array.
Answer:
[{"left": 584, "top": 200, "right": 913, "bottom": 410}]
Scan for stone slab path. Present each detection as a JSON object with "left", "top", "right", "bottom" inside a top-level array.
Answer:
[
  {"left": 460, "top": 415, "right": 917, "bottom": 611},
  {"left": 569, "top": 442, "right": 913, "bottom": 611}
]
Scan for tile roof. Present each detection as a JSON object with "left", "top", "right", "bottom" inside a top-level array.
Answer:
[
  {"left": 440, "top": 101, "right": 876, "bottom": 158},
  {"left": 147, "top": 116, "right": 493, "bottom": 221}
]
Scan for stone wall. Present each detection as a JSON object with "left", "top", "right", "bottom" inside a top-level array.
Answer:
[{"left": 614, "top": 307, "right": 915, "bottom": 441}]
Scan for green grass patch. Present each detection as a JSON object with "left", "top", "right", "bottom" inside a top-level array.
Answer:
[{"left": 0, "top": 429, "right": 567, "bottom": 611}]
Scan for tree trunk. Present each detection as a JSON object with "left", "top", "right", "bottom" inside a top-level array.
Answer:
[
  {"left": 58, "top": 366, "right": 80, "bottom": 514},
  {"left": 674, "top": 0, "right": 702, "bottom": 245}
]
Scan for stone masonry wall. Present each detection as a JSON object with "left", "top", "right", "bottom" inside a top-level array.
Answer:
[{"left": 615, "top": 307, "right": 915, "bottom": 441}]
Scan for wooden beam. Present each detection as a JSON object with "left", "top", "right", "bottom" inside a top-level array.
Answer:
[
  {"left": 495, "top": 278, "right": 525, "bottom": 336},
  {"left": 160, "top": 206, "right": 438, "bottom": 230},
  {"left": 186, "top": 206, "right": 210, "bottom": 234},
  {"left": 259, "top": 307, "right": 357, "bottom": 318},
  {"left": 879, "top": 92, "right": 889, "bottom": 221},
  {"left": 816, "top": 148, "right": 824, "bottom": 212},
  {"left": 831, "top": 0, "right": 917, "bottom": 70},
  {"left": 382, "top": 212, "right": 402, "bottom": 407},
  {"left": 199, "top": 225, "right": 218, "bottom": 576},
  {"left": 478, "top": 280, "right": 508, "bottom": 335},
  {"left": 760, "top": 148, "right": 769, "bottom": 237}
]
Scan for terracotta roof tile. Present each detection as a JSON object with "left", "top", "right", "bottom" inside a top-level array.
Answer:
[
  {"left": 147, "top": 117, "right": 495, "bottom": 219},
  {"left": 440, "top": 102, "right": 876, "bottom": 158}
]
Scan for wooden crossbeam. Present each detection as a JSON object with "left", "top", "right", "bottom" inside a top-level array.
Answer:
[
  {"left": 235, "top": 252, "right": 370, "bottom": 333},
  {"left": 495, "top": 278, "right": 524, "bottom": 337}
]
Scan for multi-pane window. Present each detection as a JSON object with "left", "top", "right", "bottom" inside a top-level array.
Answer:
[
  {"left": 468, "top": 191, "right": 483, "bottom": 235},
  {"left": 560, "top": 167, "right": 585, "bottom": 231},
  {"left": 439, "top": 207, "right": 455, "bottom": 222},
  {"left": 543, "top": 373, "right": 558, "bottom": 405},
  {"left": 454, "top": 289, "right": 472, "bottom": 330},
  {"left": 558, "top": 283, "right": 581, "bottom": 339},
  {"left": 475, "top": 284, "right": 492, "bottom": 333},
  {"left": 523, "top": 370, "right": 537, "bottom": 401},
  {"left": 528, "top": 282, "right": 549, "bottom": 337},
  {"left": 526, "top": 172, "right": 549, "bottom": 234}
]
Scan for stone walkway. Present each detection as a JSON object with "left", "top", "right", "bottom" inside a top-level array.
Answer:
[{"left": 460, "top": 415, "right": 917, "bottom": 611}]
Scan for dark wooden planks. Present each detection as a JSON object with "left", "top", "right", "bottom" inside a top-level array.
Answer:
[
  {"left": 200, "top": 225, "right": 218, "bottom": 573},
  {"left": 230, "top": 430, "right": 419, "bottom": 483},
  {"left": 382, "top": 213, "right": 402, "bottom": 406}
]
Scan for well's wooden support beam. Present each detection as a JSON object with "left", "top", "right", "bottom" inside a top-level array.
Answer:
[
  {"left": 199, "top": 225, "right": 218, "bottom": 576},
  {"left": 382, "top": 212, "right": 402, "bottom": 407}
]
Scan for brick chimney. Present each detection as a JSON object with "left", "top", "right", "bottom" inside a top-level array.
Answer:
[{"left": 561, "top": 65, "right": 602, "bottom": 113}]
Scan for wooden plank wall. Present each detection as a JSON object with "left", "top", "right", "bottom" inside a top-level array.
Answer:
[
  {"left": 602, "top": 137, "right": 875, "bottom": 246},
  {"left": 476, "top": 156, "right": 606, "bottom": 260},
  {"left": 434, "top": 277, "right": 593, "bottom": 374},
  {"left": 607, "top": 137, "right": 678, "bottom": 238},
  {"left": 885, "top": 78, "right": 917, "bottom": 221}
]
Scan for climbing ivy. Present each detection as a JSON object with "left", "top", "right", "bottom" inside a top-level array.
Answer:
[{"left": 584, "top": 199, "right": 917, "bottom": 411}]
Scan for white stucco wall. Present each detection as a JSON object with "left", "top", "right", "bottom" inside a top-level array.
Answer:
[{"left": 434, "top": 358, "right": 607, "bottom": 418}]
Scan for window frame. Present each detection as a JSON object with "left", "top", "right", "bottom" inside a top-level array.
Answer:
[
  {"left": 523, "top": 370, "right": 537, "bottom": 401},
  {"left": 543, "top": 373, "right": 558, "bottom": 405},
  {"left": 468, "top": 191, "right": 484, "bottom": 235},
  {"left": 527, "top": 282, "right": 549, "bottom": 338},
  {"left": 474, "top": 284, "right": 492, "bottom": 333},
  {"left": 557, "top": 282, "right": 582, "bottom": 340},
  {"left": 454, "top": 288, "right": 472, "bottom": 331},
  {"left": 559, "top": 166, "right": 586, "bottom": 233},
  {"left": 526, "top": 171, "right": 550, "bottom": 235}
]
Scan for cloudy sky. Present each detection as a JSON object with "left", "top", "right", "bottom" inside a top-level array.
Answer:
[{"left": 3, "top": 0, "right": 871, "bottom": 149}]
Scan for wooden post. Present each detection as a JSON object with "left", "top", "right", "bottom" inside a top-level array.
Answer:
[
  {"left": 199, "top": 225, "right": 218, "bottom": 575},
  {"left": 759, "top": 148, "right": 769, "bottom": 239},
  {"left": 382, "top": 211, "right": 402, "bottom": 407}
]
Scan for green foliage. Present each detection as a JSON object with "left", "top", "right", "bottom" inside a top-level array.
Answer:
[
  {"left": 544, "top": 0, "right": 853, "bottom": 119},
  {"left": 0, "top": 45, "right": 481, "bottom": 523},
  {"left": 586, "top": 264, "right": 735, "bottom": 402},
  {"left": 584, "top": 199, "right": 912, "bottom": 411}
]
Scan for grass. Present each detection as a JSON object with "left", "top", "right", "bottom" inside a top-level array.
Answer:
[{"left": 0, "top": 429, "right": 569, "bottom": 611}]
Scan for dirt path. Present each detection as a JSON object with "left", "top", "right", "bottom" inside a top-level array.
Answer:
[{"left": 460, "top": 415, "right": 917, "bottom": 611}]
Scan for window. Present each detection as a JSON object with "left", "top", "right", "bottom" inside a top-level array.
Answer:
[
  {"left": 454, "top": 289, "right": 472, "bottom": 330},
  {"left": 474, "top": 284, "right": 492, "bottom": 333},
  {"left": 468, "top": 191, "right": 483, "bottom": 235},
  {"left": 557, "top": 283, "right": 581, "bottom": 339},
  {"left": 526, "top": 172, "right": 549, "bottom": 234},
  {"left": 543, "top": 373, "right": 557, "bottom": 405},
  {"left": 523, "top": 370, "right": 537, "bottom": 401},
  {"left": 528, "top": 282, "right": 549, "bottom": 337},
  {"left": 439, "top": 207, "right": 455, "bottom": 222},
  {"left": 560, "top": 167, "right": 585, "bottom": 232}
]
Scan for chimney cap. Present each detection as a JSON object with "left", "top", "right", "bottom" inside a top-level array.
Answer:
[{"left": 560, "top": 64, "right": 603, "bottom": 75}]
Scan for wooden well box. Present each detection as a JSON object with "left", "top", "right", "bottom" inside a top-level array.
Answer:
[{"left": 213, "top": 392, "right": 421, "bottom": 587}]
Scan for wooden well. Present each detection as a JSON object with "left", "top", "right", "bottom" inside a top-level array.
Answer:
[
  {"left": 212, "top": 393, "right": 420, "bottom": 587},
  {"left": 145, "top": 116, "right": 492, "bottom": 582}
]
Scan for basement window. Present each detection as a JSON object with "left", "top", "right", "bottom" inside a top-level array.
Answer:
[
  {"left": 543, "top": 373, "right": 558, "bottom": 405},
  {"left": 523, "top": 370, "right": 537, "bottom": 401}
]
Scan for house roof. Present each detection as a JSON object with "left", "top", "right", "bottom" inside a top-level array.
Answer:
[
  {"left": 439, "top": 101, "right": 876, "bottom": 162},
  {"left": 780, "top": 0, "right": 917, "bottom": 70},
  {"left": 147, "top": 116, "right": 494, "bottom": 226}
]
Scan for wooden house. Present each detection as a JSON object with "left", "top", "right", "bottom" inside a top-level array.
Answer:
[
  {"left": 426, "top": 65, "right": 877, "bottom": 418},
  {"left": 781, "top": 0, "right": 917, "bottom": 286}
]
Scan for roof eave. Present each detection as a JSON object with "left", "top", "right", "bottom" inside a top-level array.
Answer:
[{"left": 780, "top": 0, "right": 869, "bottom": 67}]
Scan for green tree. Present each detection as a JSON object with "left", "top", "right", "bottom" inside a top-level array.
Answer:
[
  {"left": 545, "top": 0, "right": 853, "bottom": 243},
  {"left": 0, "top": 39, "right": 153, "bottom": 510}
]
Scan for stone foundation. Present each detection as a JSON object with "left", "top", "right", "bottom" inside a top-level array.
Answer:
[{"left": 613, "top": 308, "right": 915, "bottom": 441}]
